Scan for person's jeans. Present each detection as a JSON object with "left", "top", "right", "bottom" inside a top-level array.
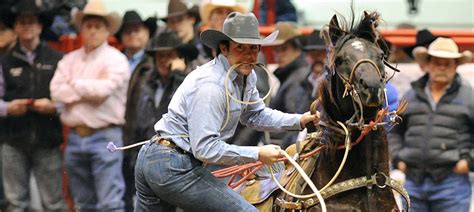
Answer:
[
  {"left": 405, "top": 172, "right": 471, "bottom": 212},
  {"left": 134, "top": 142, "right": 257, "bottom": 212},
  {"left": 65, "top": 126, "right": 125, "bottom": 211},
  {"left": 2, "top": 143, "right": 66, "bottom": 212}
]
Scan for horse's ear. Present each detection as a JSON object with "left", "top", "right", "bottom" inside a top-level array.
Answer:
[
  {"left": 363, "top": 10, "right": 370, "bottom": 18},
  {"left": 328, "top": 15, "right": 344, "bottom": 46}
]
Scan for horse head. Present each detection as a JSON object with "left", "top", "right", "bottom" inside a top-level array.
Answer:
[{"left": 320, "top": 11, "right": 389, "bottom": 123}]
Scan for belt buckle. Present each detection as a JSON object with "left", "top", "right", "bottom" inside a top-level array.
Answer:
[
  {"left": 75, "top": 126, "right": 94, "bottom": 137},
  {"left": 160, "top": 139, "right": 172, "bottom": 147}
]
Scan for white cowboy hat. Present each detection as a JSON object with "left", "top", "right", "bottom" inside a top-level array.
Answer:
[
  {"left": 200, "top": 12, "right": 278, "bottom": 49},
  {"left": 200, "top": 0, "right": 247, "bottom": 26},
  {"left": 413, "top": 37, "right": 472, "bottom": 65},
  {"left": 73, "top": 0, "right": 121, "bottom": 34}
]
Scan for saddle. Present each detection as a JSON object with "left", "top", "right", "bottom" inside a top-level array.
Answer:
[{"left": 237, "top": 139, "right": 320, "bottom": 210}]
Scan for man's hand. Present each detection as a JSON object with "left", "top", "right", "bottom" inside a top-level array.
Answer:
[
  {"left": 300, "top": 111, "right": 320, "bottom": 129},
  {"left": 170, "top": 58, "right": 186, "bottom": 71},
  {"left": 31, "top": 98, "right": 56, "bottom": 114},
  {"left": 397, "top": 161, "right": 407, "bottom": 173},
  {"left": 258, "top": 145, "right": 282, "bottom": 165},
  {"left": 453, "top": 159, "right": 469, "bottom": 174},
  {"left": 7, "top": 99, "right": 29, "bottom": 116}
]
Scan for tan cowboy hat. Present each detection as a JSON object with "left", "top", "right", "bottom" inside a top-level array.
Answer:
[
  {"left": 199, "top": 0, "right": 247, "bottom": 26},
  {"left": 266, "top": 21, "right": 302, "bottom": 46},
  {"left": 200, "top": 12, "right": 278, "bottom": 49},
  {"left": 413, "top": 37, "right": 472, "bottom": 65},
  {"left": 73, "top": 0, "right": 121, "bottom": 34}
]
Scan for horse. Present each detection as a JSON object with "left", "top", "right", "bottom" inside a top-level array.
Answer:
[{"left": 267, "top": 11, "right": 408, "bottom": 211}]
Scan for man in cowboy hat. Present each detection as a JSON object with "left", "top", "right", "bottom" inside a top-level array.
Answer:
[
  {"left": 125, "top": 32, "right": 187, "bottom": 186},
  {"left": 117, "top": 10, "right": 157, "bottom": 73},
  {"left": 0, "top": 0, "right": 67, "bottom": 211},
  {"left": 162, "top": 0, "right": 210, "bottom": 68},
  {"left": 117, "top": 10, "right": 158, "bottom": 212},
  {"left": 199, "top": 0, "right": 247, "bottom": 59},
  {"left": 200, "top": 0, "right": 247, "bottom": 31},
  {"left": 134, "top": 12, "right": 319, "bottom": 211},
  {"left": 265, "top": 21, "right": 313, "bottom": 149},
  {"left": 389, "top": 37, "right": 473, "bottom": 211},
  {"left": 50, "top": 0, "right": 129, "bottom": 211}
]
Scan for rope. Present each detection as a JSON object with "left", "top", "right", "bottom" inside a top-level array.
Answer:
[
  {"left": 221, "top": 63, "right": 273, "bottom": 131},
  {"left": 106, "top": 134, "right": 189, "bottom": 152},
  {"left": 269, "top": 150, "right": 327, "bottom": 212}
]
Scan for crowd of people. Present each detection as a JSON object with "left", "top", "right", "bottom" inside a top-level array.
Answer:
[{"left": 0, "top": 0, "right": 472, "bottom": 211}]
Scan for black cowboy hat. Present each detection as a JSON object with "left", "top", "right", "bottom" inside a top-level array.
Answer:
[
  {"left": 302, "top": 29, "right": 326, "bottom": 51},
  {"left": 161, "top": 0, "right": 201, "bottom": 24},
  {"left": 116, "top": 10, "right": 158, "bottom": 40},
  {"left": 402, "top": 29, "right": 437, "bottom": 59},
  {"left": 146, "top": 30, "right": 184, "bottom": 53},
  {"left": 0, "top": 5, "right": 15, "bottom": 29},
  {"left": 200, "top": 12, "right": 278, "bottom": 49},
  {"left": 10, "top": 0, "right": 55, "bottom": 28}
]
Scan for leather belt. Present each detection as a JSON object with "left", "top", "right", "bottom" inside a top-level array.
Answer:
[{"left": 72, "top": 125, "right": 116, "bottom": 137}]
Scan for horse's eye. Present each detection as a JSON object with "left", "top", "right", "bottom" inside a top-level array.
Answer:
[{"left": 335, "top": 57, "right": 343, "bottom": 66}]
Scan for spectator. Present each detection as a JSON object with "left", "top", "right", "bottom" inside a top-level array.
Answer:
[
  {"left": 301, "top": 29, "right": 327, "bottom": 98},
  {"left": 131, "top": 30, "right": 187, "bottom": 146},
  {"left": 0, "top": 7, "right": 16, "bottom": 59},
  {"left": 134, "top": 12, "right": 318, "bottom": 211},
  {"left": 259, "top": 0, "right": 298, "bottom": 25},
  {"left": 389, "top": 37, "right": 473, "bottom": 211},
  {"left": 162, "top": 0, "right": 208, "bottom": 71},
  {"left": 0, "top": 0, "right": 66, "bottom": 211},
  {"left": 266, "top": 21, "right": 312, "bottom": 148},
  {"left": 117, "top": 10, "right": 156, "bottom": 212},
  {"left": 50, "top": 0, "right": 129, "bottom": 211},
  {"left": 199, "top": 0, "right": 247, "bottom": 58},
  {"left": 0, "top": 7, "right": 16, "bottom": 211},
  {"left": 403, "top": 29, "right": 437, "bottom": 60}
]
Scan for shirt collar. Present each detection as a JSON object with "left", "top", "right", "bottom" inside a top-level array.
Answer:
[
  {"left": 127, "top": 49, "right": 145, "bottom": 62},
  {"left": 80, "top": 42, "right": 109, "bottom": 59},
  {"left": 217, "top": 54, "right": 238, "bottom": 81}
]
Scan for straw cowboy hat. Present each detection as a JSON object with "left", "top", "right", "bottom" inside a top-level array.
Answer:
[
  {"left": 200, "top": 12, "right": 279, "bottom": 49},
  {"left": 413, "top": 37, "right": 472, "bottom": 65},
  {"left": 116, "top": 10, "right": 158, "bottom": 39},
  {"left": 199, "top": 0, "right": 247, "bottom": 26},
  {"left": 266, "top": 21, "right": 302, "bottom": 46},
  {"left": 161, "top": 0, "right": 201, "bottom": 23},
  {"left": 73, "top": 0, "right": 121, "bottom": 34}
]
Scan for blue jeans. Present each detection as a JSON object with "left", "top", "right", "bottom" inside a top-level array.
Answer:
[
  {"left": 134, "top": 143, "right": 257, "bottom": 212},
  {"left": 405, "top": 172, "right": 471, "bottom": 212},
  {"left": 2, "top": 143, "right": 66, "bottom": 212},
  {"left": 65, "top": 127, "right": 125, "bottom": 211}
]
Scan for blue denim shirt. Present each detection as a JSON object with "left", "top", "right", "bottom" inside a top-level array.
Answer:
[
  {"left": 127, "top": 49, "right": 145, "bottom": 73},
  {"left": 154, "top": 54, "right": 303, "bottom": 165}
]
